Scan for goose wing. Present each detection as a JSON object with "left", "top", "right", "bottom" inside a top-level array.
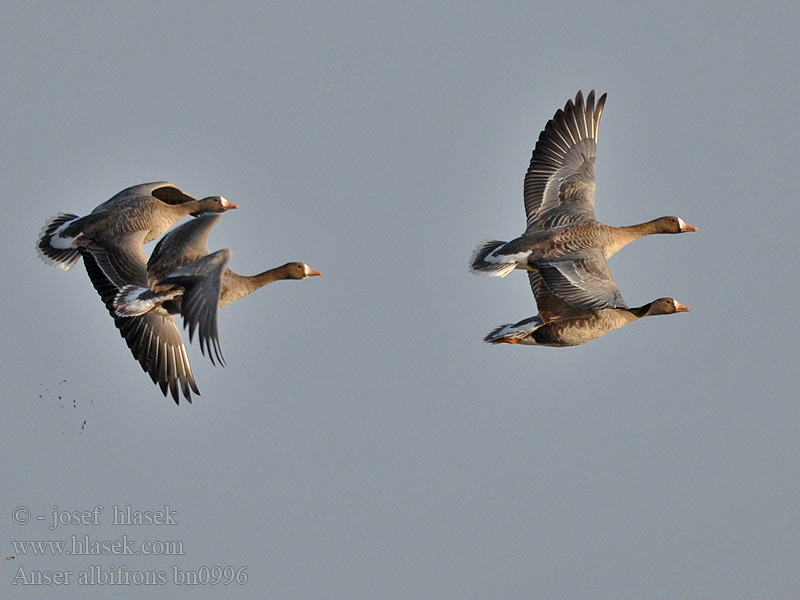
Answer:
[
  {"left": 80, "top": 249, "right": 199, "bottom": 404},
  {"left": 147, "top": 214, "right": 222, "bottom": 282},
  {"left": 523, "top": 90, "right": 606, "bottom": 230},
  {"left": 534, "top": 247, "right": 627, "bottom": 311},
  {"left": 159, "top": 248, "right": 232, "bottom": 366},
  {"left": 91, "top": 182, "right": 196, "bottom": 214},
  {"left": 81, "top": 229, "right": 149, "bottom": 289},
  {"left": 526, "top": 271, "right": 587, "bottom": 322}
]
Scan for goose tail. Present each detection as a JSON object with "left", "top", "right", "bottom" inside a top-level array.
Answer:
[
  {"left": 36, "top": 213, "right": 82, "bottom": 270},
  {"left": 469, "top": 240, "right": 517, "bottom": 277}
]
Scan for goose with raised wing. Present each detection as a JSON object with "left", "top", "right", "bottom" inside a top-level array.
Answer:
[
  {"left": 107, "top": 214, "right": 321, "bottom": 401},
  {"left": 470, "top": 91, "right": 696, "bottom": 311}
]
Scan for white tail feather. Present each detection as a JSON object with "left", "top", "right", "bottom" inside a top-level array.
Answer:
[
  {"left": 113, "top": 285, "right": 157, "bottom": 317},
  {"left": 36, "top": 213, "right": 81, "bottom": 270},
  {"left": 469, "top": 239, "right": 518, "bottom": 277}
]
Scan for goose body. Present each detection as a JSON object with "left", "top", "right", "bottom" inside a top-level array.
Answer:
[
  {"left": 485, "top": 297, "right": 690, "bottom": 347},
  {"left": 36, "top": 182, "right": 237, "bottom": 271},
  {"left": 470, "top": 91, "right": 696, "bottom": 311},
  {"left": 484, "top": 262, "right": 689, "bottom": 347}
]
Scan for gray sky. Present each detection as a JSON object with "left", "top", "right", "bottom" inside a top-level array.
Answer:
[{"left": 3, "top": 1, "right": 799, "bottom": 598}]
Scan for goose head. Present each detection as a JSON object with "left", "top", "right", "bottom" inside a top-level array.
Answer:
[
  {"left": 190, "top": 196, "right": 239, "bottom": 216},
  {"left": 279, "top": 262, "right": 323, "bottom": 280},
  {"left": 653, "top": 216, "right": 698, "bottom": 233},
  {"left": 643, "top": 297, "right": 691, "bottom": 316}
]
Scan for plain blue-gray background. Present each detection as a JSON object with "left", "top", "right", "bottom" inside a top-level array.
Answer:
[{"left": 3, "top": 2, "right": 799, "bottom": 598}]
